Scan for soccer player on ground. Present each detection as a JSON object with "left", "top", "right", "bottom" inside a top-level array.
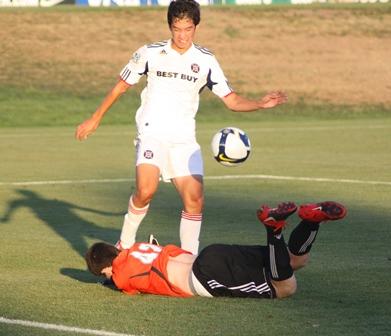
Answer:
[
  {"left": 85, "top": 201, "right": 347, "bottom": 299},
  {"left": 75, "top": 0, "right": 287, "bottom": 255}
]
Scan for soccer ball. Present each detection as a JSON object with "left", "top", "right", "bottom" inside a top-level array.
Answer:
[{"left": 211, "top": 127, "right": 251, "bottom": 167}]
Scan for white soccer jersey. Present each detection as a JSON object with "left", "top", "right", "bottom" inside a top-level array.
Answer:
[{"left": 120, "top": 39, "right": 232, "bottom": 142}]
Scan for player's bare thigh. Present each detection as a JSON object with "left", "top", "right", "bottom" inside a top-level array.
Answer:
[{"left": 167, "top": 253, "right": 197, "bottom": 296}]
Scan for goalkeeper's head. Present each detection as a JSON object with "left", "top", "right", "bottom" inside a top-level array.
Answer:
[{"left": 85, "top": 242, "right": 119, "bottom": 276}]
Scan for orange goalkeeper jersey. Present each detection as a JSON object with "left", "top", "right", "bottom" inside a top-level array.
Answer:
[{"left": 112, "top": 243, "right": 192, "bottom": 297}]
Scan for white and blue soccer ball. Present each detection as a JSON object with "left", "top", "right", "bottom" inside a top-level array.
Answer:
[{"left": 211, "top": 127, "right": 251, "bottom": 167}]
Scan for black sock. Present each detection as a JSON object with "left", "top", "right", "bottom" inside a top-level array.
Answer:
[
  {"left": 288, "top": 220, "right": 320, "bottom": 256},
  {"left": 267, "top": 232, "right": 293, "bottom": 281}
]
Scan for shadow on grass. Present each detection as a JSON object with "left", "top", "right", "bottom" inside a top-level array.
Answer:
[
  {"left": 60, "top": 267, "right": 97, "bottom": 284},
  {"left": 0, "top": 189, "right": 122, "bottom": 257},
  {"left": 60, "top": 267, "right": 119, "bottom": 291}
]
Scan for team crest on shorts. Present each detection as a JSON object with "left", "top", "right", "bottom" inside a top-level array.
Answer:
[
  {"left": 144, "top": 150, "right": 154, "bottom": 159},
  {"left": 191, "top": 63, "right": 200, "bottom": 73}
]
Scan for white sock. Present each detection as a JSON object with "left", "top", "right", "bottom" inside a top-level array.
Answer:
[
  {"left": 179, "top": 210, "right": 202, "bottom": 255},
  {"left": 119, "top": 196, "right": 149, "bottom": 249}
]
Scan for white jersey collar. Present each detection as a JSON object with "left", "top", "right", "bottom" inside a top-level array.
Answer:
[{"left": 168, "top": 39, "right": 195, "bottom": 56}]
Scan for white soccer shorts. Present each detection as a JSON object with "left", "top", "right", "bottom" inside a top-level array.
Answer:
[{"left": 135, "top": 136, "right": 204, "bottom": 182}]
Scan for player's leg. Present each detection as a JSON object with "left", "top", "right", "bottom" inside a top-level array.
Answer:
[
  {"left": 257, "top": 202, "right": 298, "bottom": 298},
  {"left": 288, "top": 201, "right": 347, "bottom": 270},
  {"left": 172, "top": 175, "right": 204, "bottom": 255},
  {"left": 168, "top": 143, "right": 204, "bottom": 255},
  {"left": 117, "top": 136, "right": 167, "bottom": 249},
  {"left": 133, "top": 163, "right": 161, "bottom": 207},
  {"left": 117, "top": 164, "right": 160, "bottom": 249}
]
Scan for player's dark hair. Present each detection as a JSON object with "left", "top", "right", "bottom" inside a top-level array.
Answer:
[
  {"left": 167, "top": 0, "right": 201, "bottom": 27},
  {"left": 85, "top": 242, "right": 119, "bottom": 276}
]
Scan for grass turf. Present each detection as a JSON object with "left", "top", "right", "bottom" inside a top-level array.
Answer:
[
  {"left": 1, "top": 119, "right": 391, "bottom": 336},
  {"left": 1, "top": 86, "right": 390, "bottom": 128}
]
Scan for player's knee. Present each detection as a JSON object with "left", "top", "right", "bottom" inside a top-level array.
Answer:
[
  {"left": 285, "top": 278, "right": 297, "bottom": 297},
  {"left": 273, "top": 276, "right": 297, "bottom": 299},
  {"left": 132, "top": 189, "right": 155, "bottom": 207},
  {"left": 184, "top": 195, "right": 204, "bottom": 213},
  {"left": 193, "top": 194, "right": 204, "bottom": 210},
  {"left": 290, "top": 253, "right": 309, "bottom": 271}
]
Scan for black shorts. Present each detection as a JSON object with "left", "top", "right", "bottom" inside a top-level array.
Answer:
[{"left": 191, "top": 244, "right": 276, "bottom": 299}]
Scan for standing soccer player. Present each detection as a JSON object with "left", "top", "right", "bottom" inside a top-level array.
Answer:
[{"left": 75, "top": 0, "right": 287, "bottom": 255}]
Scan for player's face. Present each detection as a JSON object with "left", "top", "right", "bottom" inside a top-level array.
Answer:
[{"left": 170, "top": 17, "right": 196, "bottom": 54}]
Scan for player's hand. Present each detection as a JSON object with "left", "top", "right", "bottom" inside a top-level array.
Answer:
[
  {"left": 259, "top": 91, "right": 288, "bottom": 109},
  {"left": 75, "top": 118, "right": 99, "bottom": 141}
]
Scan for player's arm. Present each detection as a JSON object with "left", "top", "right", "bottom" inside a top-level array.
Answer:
[
  {"left": 75, "top": 79, "right": 131, "bottom": 141},
  {"left": 222, "top": 91, "right": 288, "bottom": 112}
]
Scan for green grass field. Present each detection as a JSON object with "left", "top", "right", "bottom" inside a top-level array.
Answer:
[
  {"left": 1, "top": 4, "right": 391, "bottom": 336},
  {"left": 1, "top": 118, "right": 391, "bottom": 336}
]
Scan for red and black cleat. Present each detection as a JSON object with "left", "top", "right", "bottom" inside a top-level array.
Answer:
[
  {"left": 298, "top": 201, "right": 347, "bottom": 223},
  {"left": 257, "top": 202, "right": 297, "bottom": 233}
]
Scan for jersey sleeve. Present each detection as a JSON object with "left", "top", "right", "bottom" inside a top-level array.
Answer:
[
  {"left": 119, "top": 45, "right": 148, "bottom": 85},
  {"left": 207, "top": 56, "right": 233, "bottom": 98}
]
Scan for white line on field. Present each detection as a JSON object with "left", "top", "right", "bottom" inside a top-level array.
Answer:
[
  {"left": 0, "top": 174, "right": 390, "bottom": 187},
  {"left": 238, "top": 124, "right": 391, "bottom": 134},
  {"left": 0, "top": 316, "right": 137, "bottom": 336},
  {"left": 207, "top": 174, "right": 391, "bottom": 186},
  {"left": 0, "top": 178, "right": 135, "bottom": 186}
]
